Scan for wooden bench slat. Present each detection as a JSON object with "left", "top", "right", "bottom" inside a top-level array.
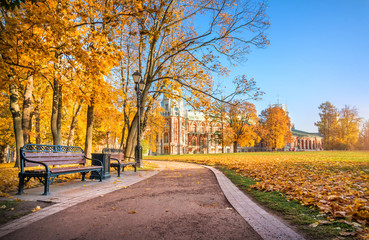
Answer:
[
  {"left": 25, "top": 156, "right": 85, "bottom": 161},
  {"left": 25, "top": 166, "right": 102, "bottom": 173},
  {"left": 24, "top": 153, "right": 85, "bottom": 157},
  {"left": 25, "top": 159, "right": 85, "bottom": 167},
  {"left": 50, "top": 166, "right": 102, "bottom": 173}
]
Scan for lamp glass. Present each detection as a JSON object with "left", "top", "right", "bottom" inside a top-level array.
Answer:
[
  {"left": 139, "top": 79, "right": 145, "bottom": 91},
  {"left": 132, "top": 71, "right": 141, "bottom": 83}
]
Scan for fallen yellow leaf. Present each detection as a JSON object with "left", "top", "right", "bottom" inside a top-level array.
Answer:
[
  {"left": 309, "top": 222, "right": 319, "bottom": 228},
  {"left": 32, "top": 206, "right": 41, "bottom": 212}
]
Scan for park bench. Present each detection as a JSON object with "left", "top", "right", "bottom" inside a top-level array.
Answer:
[
  {"left": 18, "top": 144, "right": 103, "bottom": 195},
  {"left": 102, "top": 148, "right": 136, "bottom": 177}
]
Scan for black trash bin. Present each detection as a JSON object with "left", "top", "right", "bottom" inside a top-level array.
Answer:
[{"left": 90, "top": 153, "right": 111, "bottom": 179}]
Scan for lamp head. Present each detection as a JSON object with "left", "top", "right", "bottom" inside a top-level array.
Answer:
[
  {"left": 139, "top": 79, "right": 145, "bottom": 91},
  {"left": 132, "top": 71, "right": 141, "bottom": 84}
]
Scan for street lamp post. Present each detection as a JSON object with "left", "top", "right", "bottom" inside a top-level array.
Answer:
[
  {"left": 133, "top": 71, "right": 145, "bottom": 168},
  {"left": 106, "top": 131, "right": 110, "bottom": 149}
]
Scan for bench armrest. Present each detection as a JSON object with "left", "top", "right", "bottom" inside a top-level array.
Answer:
[
  {"left": 21, "top": 158, "right": 50, "bottom": 173},
  {"left": 85, "top": 157, "right": 103, "bottom": 166},
  {"left": 109, "top": 157, "right": 121, "bottom": 165}
]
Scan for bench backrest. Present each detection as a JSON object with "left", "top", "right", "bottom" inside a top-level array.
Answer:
[
  {"left": 102, "top": 148, "right": 124, "bottom": 154},
  {"left": 102, "top": 148, "right": 125, "bottom": 161},
  {"left": 109, "top": 153, "right": 125, "bottom": 161},
  {"left": 21, "top": 144, "right": 86, "bottom": 167}
]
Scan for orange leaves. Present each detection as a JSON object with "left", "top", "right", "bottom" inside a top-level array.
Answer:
[
  {"left": 0, "top": 163, "right": 27, "bottom": 197},
  {"left": 31, "top": 205, "right": 41, "bottom": 212},
  {"left": 259, "top": 106, "right": 292, "bottom": 150},
  {"left": 150, "top": 151, "right": 369, "bottom": 236}
]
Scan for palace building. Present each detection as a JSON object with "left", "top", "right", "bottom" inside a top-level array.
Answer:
[
  {"left": 155, "top": 97, "right": 322, "bottom": 155},
  {"left": 289, "top": 128, "right": 323, "bottom": 151}
]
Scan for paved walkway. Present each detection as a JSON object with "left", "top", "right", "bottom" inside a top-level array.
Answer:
[
  {"left": 0, "top": 169, "right": 159, "bottom": 238},
  {"left": 203, "top": 166, "right": 304, "bottom": 240},
  {"left": 0, "top": 161, "right": 304, "bottom": 240}
]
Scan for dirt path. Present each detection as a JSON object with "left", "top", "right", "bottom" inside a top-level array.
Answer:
[{"left": 1, "top": 162, "right": 261, "bottom": 240}]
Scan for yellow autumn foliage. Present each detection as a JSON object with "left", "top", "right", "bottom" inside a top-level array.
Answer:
[{"left": 0, "top": 163, "right": 87, "bottom": 196}]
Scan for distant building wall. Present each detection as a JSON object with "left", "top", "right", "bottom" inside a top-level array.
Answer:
[{"left": 156, "top": 97, "right": 322, "bottom": 155}]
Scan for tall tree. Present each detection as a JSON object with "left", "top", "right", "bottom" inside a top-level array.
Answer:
[
  {"left": 1, "top": 0, "right": 269, "bottom": 164},
  {"left": 314, "top": 101, "right": 339, "bottom": 150},
  {"left": 259, "top": 105, "right": 292, "bottom": 151},
  {"left": 337, "top": 105, "right": 361, "bottom": 150},
  {"left": 359, "top": 120, "right": 369, "bottom": 150},
  {"left": 122, "top": 0, "right": 270, "bottom": 160},
  {"left": 142, "top": 100, "right": 165, "bottom": 154},
  {"left": 1, "top": 1, "right": 39, "bottom": 166},
  {"left": 66, "top": 100, "right": 83, "bottom": 146},
  {"left": 228, "top": 101, "right": 259, "bottom": 152},
  {"left": 9, "top": 82, "right": 24, "bottom": 167},
  {"left": 21, "top": 74, "right": 33, "bottom": 144}
]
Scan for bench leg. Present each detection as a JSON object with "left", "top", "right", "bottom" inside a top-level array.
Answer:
[
  {"left": 43, "top": 175, "right": 50, "bottom": 195},
  {"left": 17, "top": 173, "right": 24, "bottom": 195},
  {"left": 117, "top": 165, "right": 121, "bottom": 177},
  {"left": 99, "top": 169, "right": 103, "bottom": 182},
  {"left": 81, "top": 172, "right": 86, "bottom": 181},
  {"left": 133, "top": 164, "right": 137, "bottom": 172}
]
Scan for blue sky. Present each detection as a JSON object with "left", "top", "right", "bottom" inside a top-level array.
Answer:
[{"left": 223, "top": 0, "right": 369, "bottom": 132}]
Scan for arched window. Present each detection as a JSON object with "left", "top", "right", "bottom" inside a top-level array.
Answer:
[{"left": 200, "top": 137, "right": 205, "bottom": 146}]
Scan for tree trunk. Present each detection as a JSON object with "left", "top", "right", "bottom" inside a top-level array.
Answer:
[
  {"left": 57, "top": 88, "right": 63, "bottom": 144},
  {"left": 84, "top": 101, "right": 94, "bottom": 158},
  {"left": 51, "top": 79, "right": 61, "bottom": 145},
  {"left": 9, "top": 83, "right": 24, "bottom": 168},
  {"left": 124, "top": 114, "right": 138, "bottom": 160},
  {"left": 22, "top": 75, "right": 33, "bottom": 144},
  {"left": 233, "top": 141, "right": 238, "bottom": 153},
  {"left": 34, "top": 98, "right": 41, "bottom": 144},
  {"left": 120, "top": 125, "right": 126, "bottom": 150},
  {"left": 221, "top": 121, "right": 224, "bottom": 153},
  {"left": 67, "top": 100, "right": 83, "bottom": 146},
  {"left": 0, "top": 145, "right": 6, "bottom": 163}
]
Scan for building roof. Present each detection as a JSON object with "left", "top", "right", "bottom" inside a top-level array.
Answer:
[
  {"left": 292, "top": 129, "right": 322, "bottom": 138},
  {"left": 187, "top": 110, "right": 206, "bottom": 121}
]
